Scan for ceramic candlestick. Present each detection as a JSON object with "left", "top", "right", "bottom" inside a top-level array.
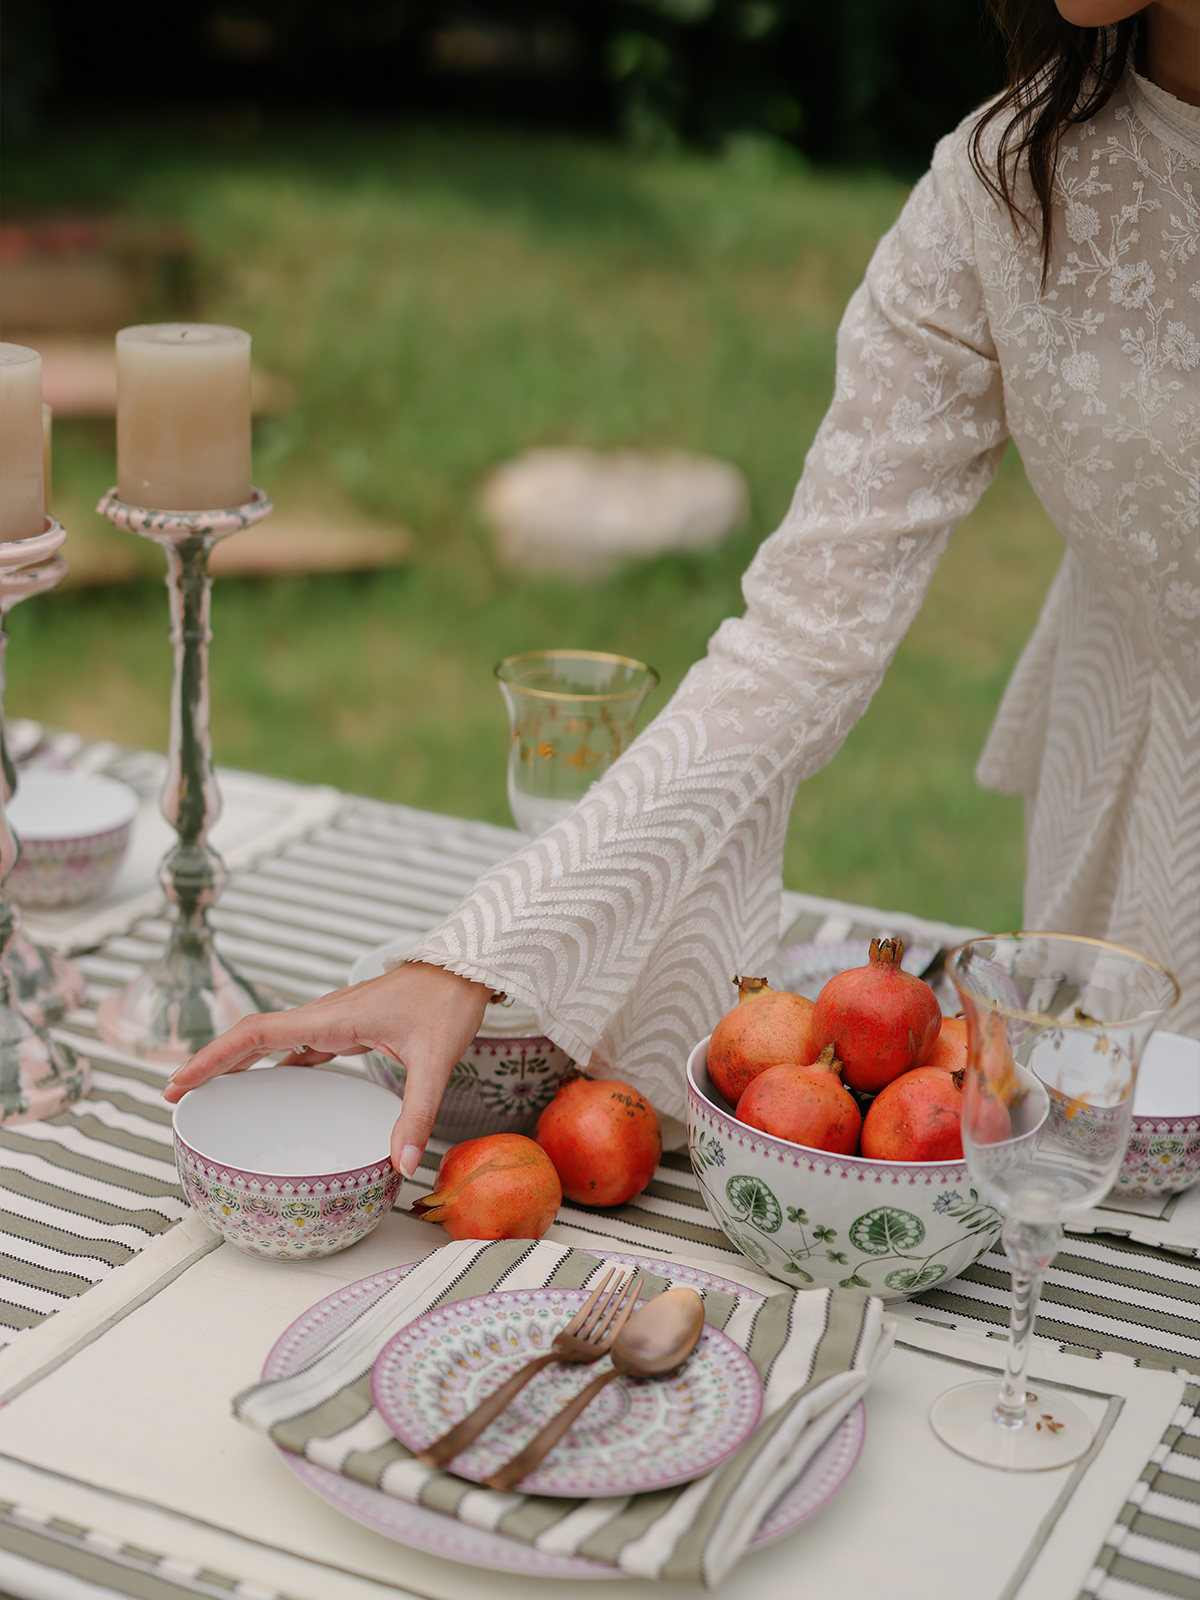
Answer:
[
  {"left": 94, "top": 489, "right": 280, "bottom": 1064},
  {"left": 0, "top": 518, "right": 91, "bottom": 1125}
]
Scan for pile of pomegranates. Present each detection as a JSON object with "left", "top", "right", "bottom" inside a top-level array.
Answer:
[
  {"left": 708, "top": 939, "right": 1011, "bottom": 1164},
  {"left": 411, "top": 1070, "right": 663, "bottom": 1240}
]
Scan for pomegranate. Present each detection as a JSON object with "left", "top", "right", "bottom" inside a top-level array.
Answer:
[
  {"left": 861, "top": 1067, "right": 963, "bottom": 1161},
  {"left": 976, "top": 1009, "right": 1022, "bottom": 1107},
  {"left": 924, "top": 1014, "right": 968, "bottom": 1074},
  {"left": 811, "top": 938, "right": 941, "bottom": 1095},
  {"left": 734, "top": 1043, "right": 861, "bottom": 1155},
  {"left": 708, "top": 977, "right": 818, "bottom": 1106},
  {"left": 861, "top": 1066, "right": 1011, "bottom": 1161},
  {"left": 536, "top": 1071, "right": 662, "bottom": 1206},
  {"left": 410, "top": 1134, "right": 561, "bottom": 1240}
]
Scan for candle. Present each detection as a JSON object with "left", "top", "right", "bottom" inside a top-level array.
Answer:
[
  {"left": 116, "top": 323, "right": 252, "bottom": 510},
  {"left": 0, "top": 343, "right": 46, "bottom": 541},
  {"left": 43, "top": 403, "right": 52, "bottom": 513}
]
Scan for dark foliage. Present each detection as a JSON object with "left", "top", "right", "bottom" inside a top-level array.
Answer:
[{"left": 4, "top": 1, "right": 1008, "bottom": 176}]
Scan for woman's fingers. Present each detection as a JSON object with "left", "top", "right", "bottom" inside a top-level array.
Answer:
[
  {"left": 160, "top": 965, "right": 496, "bottom": 1178},
  {"left": 163, "top": 1007, "right": 328, "bottom": 1101},
  {"left": 390, "top": 972, "right": 491, "bottom": 1175},
  {"left": 391, "top": 1049, "right": 460, "bottom": 1178}
]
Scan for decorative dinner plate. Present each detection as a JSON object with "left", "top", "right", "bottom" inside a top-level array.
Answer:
[
  {"left": 778, "top": 938, "right": 959, "bottom": 1014},
  {"left": 263, "top": 1250, "right": 866, "bottom": 1579},
  {"left": 371, "top": 1286, "right": 763, "bottom": 1497}
]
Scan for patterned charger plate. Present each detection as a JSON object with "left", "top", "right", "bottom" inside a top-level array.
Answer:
[
  {"left": 371, "top": 1285, "right": 764, "bottom": 1496},
  {"left": 263, "top": 1251, "right": 866, "bottom": 1580}
]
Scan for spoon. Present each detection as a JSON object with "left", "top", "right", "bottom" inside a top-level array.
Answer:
[{"left": 482, "top": 1286, "right": 706, "bottom": 1492}]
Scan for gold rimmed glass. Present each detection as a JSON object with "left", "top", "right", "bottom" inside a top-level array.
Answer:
[
  {"left": 930, "top": 932, "right": 1179, "bottom": 1470},
  {"left": 495, "top": 650, "right": 659, "bottom": 837}
]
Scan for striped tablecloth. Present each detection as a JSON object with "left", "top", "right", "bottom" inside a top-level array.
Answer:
[{"left": 0, "top": 755, "right": 1196, "bottom": 1600}]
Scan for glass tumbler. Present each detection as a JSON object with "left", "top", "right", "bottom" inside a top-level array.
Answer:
[{"left": 496, "top": 650, "right": 658, "bottom": 837}]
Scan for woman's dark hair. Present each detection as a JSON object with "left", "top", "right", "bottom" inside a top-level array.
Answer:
[{"left": 971, "top": 3, "right": 1141, "bottom": 281}]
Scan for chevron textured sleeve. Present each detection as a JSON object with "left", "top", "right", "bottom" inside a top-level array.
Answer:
[{"left": 402, "top": 129, "right": 1011, "bottom": 1133}]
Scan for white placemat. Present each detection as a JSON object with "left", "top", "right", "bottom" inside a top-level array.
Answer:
[
  {"left": 1064, "top": 1180, "right": 1200, "bottom": 1257},
  {"left": 19, "top": 761, "right": 341, "bottom": 952},
  {"left": 0, "top": 1207, "right": 1187, "bottom": 1600}
]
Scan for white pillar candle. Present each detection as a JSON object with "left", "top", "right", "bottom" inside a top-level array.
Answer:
[
  {"left": 43, "top": 403, "right": 52, "bottom": 513},
  {"left": 0, "top": 343, "right": 46, "bottom": 541},
  {"left": 116, "top": 323, "right": 252, "bottom": 510}
]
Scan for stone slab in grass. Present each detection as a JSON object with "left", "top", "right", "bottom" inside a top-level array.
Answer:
[
  {"left": 52, "top": 497, "right": 412, "bottom": 585},
  {"left": 208, "top": 511, "right": 412, "bottom": 577},
  {"left": 16, "top": 334, "right": 294, "bottom": 417},
  {"left": 482, "top": 446, "right": 748, "bottom": 576}
]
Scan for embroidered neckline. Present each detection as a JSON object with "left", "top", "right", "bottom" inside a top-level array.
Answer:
[{"left": 1127, "top": 67, "right": 1200, "bottom": 163}]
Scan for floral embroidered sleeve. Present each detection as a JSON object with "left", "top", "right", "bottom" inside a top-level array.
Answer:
[{"left": 400, "top": 128, "right": 1011, "bottom": 1133}]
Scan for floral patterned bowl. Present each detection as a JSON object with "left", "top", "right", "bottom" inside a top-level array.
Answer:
[
  {"left": 1112, "top": 1031, "right": 1200, "bottom": 1198},
  {"left": 686, "top": 1036, "right": 1048, "bottom": 1300},
  {"left": 348, "top": 939, "right": 574, "bottom": 1142},
  {"left": 362, "top": 1000, "right": 574, "bottom": 1144},
  {"left": 6, "top": 771, "right": 140, "bottom": 908},
  {"left": 172, "top": 1067, "right": 402, "bottom": 1260}
]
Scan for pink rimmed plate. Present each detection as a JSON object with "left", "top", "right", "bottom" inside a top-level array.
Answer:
[
  {"left": 263, "top": 1251, "right": 866, "bottom": 1579},
  {"left": 371, "top": 1286, "right": 763, "bottom": 1497}
]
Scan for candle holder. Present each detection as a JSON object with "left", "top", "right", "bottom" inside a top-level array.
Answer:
[
  {"left": 0, "top": 560, "right": 87, "bottom": 1029},
  {"left": 94, "top": 488, "right": 280, "bottom": 1064},
  {"left": 0, "top": 518, "right": 91, "bottom": 1125}
]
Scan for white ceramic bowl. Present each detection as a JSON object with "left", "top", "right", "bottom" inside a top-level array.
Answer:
[
  {"left": 6, "top": 771, "right": 140, "bottom": 908},
  {"left": 349, "top": 935, "right": 574, "bottom": 1142},
  {"left": 686, "top": 1035, "right": 1048, "bottom": 1299},
  {"left": 172, "top": 1067, "right": 403, "bottom": 1260},
  {"left": 1112, "top": 1031, "right": 1200, "bottom": 1197}
]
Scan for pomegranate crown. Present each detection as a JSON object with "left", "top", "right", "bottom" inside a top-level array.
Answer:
[
  {"left": 868, "top": 937, "right": 906, "bottom": 969},
  {"left": 732, "top": 975, "right": 772, "bottom": 998}
]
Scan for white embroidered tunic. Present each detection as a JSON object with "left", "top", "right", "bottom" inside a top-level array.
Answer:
[{"left": 404, "top": 71, "right": 1200, "bottom": 1132}]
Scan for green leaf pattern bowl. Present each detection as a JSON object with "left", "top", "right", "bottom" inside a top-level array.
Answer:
[
  {"left": 362, "top": 1011, "right": 574, "bottom": 1144},
  {"left": 350, "top": 940, "right": 574, "bottom": 1143},
  {"left": 687, "top": 1036, "right": 1037, "bottom": 1300}
]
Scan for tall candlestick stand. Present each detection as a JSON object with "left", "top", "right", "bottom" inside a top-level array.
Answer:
[
  {"left": 1, "top": 582, "right": 87, "bottom": 1029},
  {"left": 94, "top": 489, "right": 280, "bottom": 1064},
  {"left": 0, "top": 518, "right": 91, "bottom": 1125}
]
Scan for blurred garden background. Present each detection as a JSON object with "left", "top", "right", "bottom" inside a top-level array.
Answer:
[{"left": 1, "top": 1, "right": 1064, "bottom": 931}]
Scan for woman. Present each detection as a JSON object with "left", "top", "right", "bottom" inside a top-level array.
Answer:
[{"left": 167, "top": 0, "right": 1199, "bottom": 1175}]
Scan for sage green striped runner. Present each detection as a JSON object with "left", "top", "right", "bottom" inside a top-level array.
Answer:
[
  {"left": 234, "top": 1238, "right": 891, "bottom": 1588},
  {"left": 0, "top": 743, "right": 1197, "bottom": 1596}
]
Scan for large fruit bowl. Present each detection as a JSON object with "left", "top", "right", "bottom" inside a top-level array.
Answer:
[{"left": 687, "top": 1036, "right": 1046, "bottom": 1300}]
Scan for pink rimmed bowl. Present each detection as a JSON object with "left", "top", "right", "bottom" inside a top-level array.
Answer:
[
  {"left": 172, "top": 1067, "right": 402, "bottom": 1260},
  {"left": 6, "top": 771, "right": 140, "bottom": 908},
  {"left": 349, "top": 938, "right": 574, "bottom": 1143},
  {"left": 686, "top": 1036, "right": 1048, "bottom": 1300},
  {"left": 1112, "top": 1031, "right": 1200, "bottom": 1197}
]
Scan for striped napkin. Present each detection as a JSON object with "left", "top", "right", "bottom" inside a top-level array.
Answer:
[{"left": 235, "top": 1239, "right": 893, "bottom": 1587}]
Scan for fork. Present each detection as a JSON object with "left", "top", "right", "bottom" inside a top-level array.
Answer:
[{"left": 416, "top": 1269, "right": 642, "bottom": 1468}]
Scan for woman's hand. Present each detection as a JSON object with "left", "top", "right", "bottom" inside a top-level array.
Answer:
[{"left": 162, "top": 963, "right": 491, "bottom": 1177}]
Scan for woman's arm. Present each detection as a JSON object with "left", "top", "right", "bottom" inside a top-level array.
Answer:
[
  {"left": 396, "top": 129, "right": 1011, "bottom": 1131},
  {"left": 170, "top": 123, "right": 1012, "bottom": 1166}
]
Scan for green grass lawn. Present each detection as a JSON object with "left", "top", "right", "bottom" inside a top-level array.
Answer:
[{"left": 6, "top": 120, "right": 1063, "bottom": 932}]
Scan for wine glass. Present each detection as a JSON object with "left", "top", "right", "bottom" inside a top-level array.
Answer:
[
  {"left": 930, "top": 933, "right": 1179, "bottom": 1470},
  {"left": 495, "top": 650, "right": 658, "bottom": 837}
]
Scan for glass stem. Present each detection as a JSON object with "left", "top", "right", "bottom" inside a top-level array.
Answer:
[{"left": 995, "top": 1217, "right": 1061, "bottom": 1427}]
